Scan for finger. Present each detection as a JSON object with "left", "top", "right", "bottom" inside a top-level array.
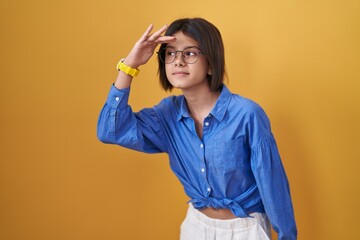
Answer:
[
  {"left": 139, "top": 24, "right": 154, "bottom": 41},
  {"left": 148, "top": 24, "right": 169, "bottom": 42},
  {"left": 153, "top": 35, "right": 176, "bottom": 44}
]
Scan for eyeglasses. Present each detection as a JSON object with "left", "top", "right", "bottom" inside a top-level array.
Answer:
[{"left": 157, "top": 46, "right": 204, "bottom": 64}]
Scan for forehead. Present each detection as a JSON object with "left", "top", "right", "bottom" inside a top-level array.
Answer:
[{"left": 167, "top": 31, "right": 199, "bottom": 49}]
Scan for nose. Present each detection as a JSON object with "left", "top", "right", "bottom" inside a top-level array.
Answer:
[{"left": 174, "top": 51, "right": 185, "bottom": 65}]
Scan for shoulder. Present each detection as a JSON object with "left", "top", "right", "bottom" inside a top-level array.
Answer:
[
  {"left": 153, "top": 94, "right": 183, "bottom": 117},
  {"left": 228, "top": 93, "right": 274, "bottom": 146},
  {"left": 229, "top": 92, "right": 267, "bottom": 118},
  {"left": 226, "top": 90, "right": 272, "bottom": 132},
  {"left": 156, "top": 95, "right": 182, "bottom": 109}
]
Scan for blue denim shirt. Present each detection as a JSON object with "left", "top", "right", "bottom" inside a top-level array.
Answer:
[{"left": 97, "top": 85, "right": 297, "bottom": 239}]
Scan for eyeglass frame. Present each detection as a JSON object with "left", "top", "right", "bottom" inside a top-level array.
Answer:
[{"left": 157, "top": 46, "right": 205, "bottom": 64}]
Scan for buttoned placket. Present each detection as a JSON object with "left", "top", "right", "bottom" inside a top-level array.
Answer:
[
  {"left": 182, "top": 113, "right": 214, "bottom": 196},
  {"left": 199, "top": 114, "right": 213, "bottom": 196},
  {"left": 199, "top": 140, "right": 211, "bottom": 195}
]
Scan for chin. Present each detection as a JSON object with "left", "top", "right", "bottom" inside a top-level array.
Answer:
[{"left": 168, "top": 81, "right": 187, "bottom": 89}]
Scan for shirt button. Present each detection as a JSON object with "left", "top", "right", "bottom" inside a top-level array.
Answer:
[
  {"left": 115, "top": 97, "right": 120, "bottom": 101},
  {"left": 201, "top": 168, "right": 205, "bottom": 173},
  {"left": 200, "top": 144, "right": 204, "bottom": 148},
  {"left": 207, "top": 187, "right": 211, "bottom": 192},
  {"left": 205, "top": 122, "right": 209, "bottom": 126}
]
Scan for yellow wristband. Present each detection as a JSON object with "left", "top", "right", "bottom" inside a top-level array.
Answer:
[{"left": 116, "top": 58, "right": 140, "bottom": 77}]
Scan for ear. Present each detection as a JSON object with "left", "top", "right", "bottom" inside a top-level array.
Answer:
[{"left": 207, "top": 66, "right": 213, "bottom": 75}]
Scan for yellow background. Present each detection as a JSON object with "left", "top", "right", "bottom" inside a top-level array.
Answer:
[{"left": 1, "top": 0, "right": 359, "bottom": 239}]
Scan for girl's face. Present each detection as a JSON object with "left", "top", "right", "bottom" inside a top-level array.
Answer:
[{"left": 165, "top": 31, "right": 212, "bottom": 92}]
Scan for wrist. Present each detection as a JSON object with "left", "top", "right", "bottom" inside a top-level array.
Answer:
[
  {"left": 122, "top": 58, "right": 140, "bottom": 69},
  {"left": 116, "top": 58, "right": 140, "bottom": 77}
]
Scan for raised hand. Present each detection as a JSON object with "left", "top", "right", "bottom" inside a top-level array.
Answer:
[
  {"left": 123, "top": 24, "right": 176, "bottom": 69},
  {"left": 114, "top": 24, "right": 176, "bottom": 89}
]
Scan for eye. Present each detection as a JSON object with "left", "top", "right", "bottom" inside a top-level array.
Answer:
[
  {"left": 184, "top": 49, "right": 198, "bottom": 57},
  {"left": 165, "top": 48, "right": 176, "bottom": 56}
]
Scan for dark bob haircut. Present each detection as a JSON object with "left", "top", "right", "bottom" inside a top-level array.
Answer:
[{"left": 158, "top": 18, "right": 226, "bottom": 92}]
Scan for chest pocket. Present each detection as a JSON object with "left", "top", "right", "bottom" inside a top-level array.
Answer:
[{"left": 209, "top": 136, "right": 249, "bottom": 173}]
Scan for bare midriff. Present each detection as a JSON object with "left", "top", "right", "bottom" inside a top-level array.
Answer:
[{"left": 199, "top": 207, "right": 238, "bottom": 220}]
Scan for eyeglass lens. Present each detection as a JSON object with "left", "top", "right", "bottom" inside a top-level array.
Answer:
[{"left": 160, "top": 47, "right": 201, "bottom": 64}]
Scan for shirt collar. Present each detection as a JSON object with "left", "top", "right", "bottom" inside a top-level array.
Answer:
[
  {"left": 176, "top": 85, "right": 232, "bottom": 122},
  {"left": 176, "top": 95, "right": 190, "bottom": 121}
]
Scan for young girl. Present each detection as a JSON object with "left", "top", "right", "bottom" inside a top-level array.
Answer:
[{"left": 97, "top": 18, "right": 297, "bottom": 240}]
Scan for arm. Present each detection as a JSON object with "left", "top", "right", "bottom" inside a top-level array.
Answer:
[
  {"left": 248, "top": 106, "right": 297, "bottom": 240},
  {"left": 97, "top": 24, "right": 176, "bottom": 152}
]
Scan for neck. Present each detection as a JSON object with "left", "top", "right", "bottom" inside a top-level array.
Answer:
[{"left": 183, "top": 86, "right": 220, "bottom": 121}]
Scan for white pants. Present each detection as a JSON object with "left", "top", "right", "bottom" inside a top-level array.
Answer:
[{"left": 180, "top": 204, "right": 272, "bottom": 240}]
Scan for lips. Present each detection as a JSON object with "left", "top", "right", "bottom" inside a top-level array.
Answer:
[{"left": 172, "top": 71, "right": 189, "bottom": 76}]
